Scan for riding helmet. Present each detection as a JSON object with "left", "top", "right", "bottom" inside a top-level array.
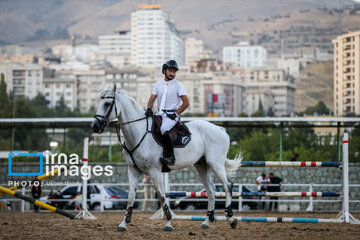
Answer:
[{"left": 162, "top": 60, "right": 179, "bottom": 74}]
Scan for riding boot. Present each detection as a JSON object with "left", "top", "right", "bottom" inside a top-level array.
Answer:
[{"left": 160, "top": 131, "right": 175, "bottom": 166}]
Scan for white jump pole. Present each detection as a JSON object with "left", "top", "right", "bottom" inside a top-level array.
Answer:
[
  {"left": 336, "top": 133, "right": 359, "bottom": 224},
  {"left": 75, "top": 137, "right": 97, "bottom": 220}
]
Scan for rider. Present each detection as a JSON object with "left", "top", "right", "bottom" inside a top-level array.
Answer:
[{"left": 145, "top": 60, "right": 190, "bottom": 166}]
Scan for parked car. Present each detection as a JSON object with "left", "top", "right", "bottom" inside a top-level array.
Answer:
[
  {"left": 40, "top": 184, "right": 137, "bottom": 210},
  {"left": 172, "top": 185, "right": 258, "bottom": 210},
  {"left": 104, "top": 186, "right": 139, "bottom": 209}
]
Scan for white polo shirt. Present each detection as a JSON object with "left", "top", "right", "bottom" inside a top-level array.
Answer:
[{"left": 152, "top": 79, "right": 187, "bottom": 111}]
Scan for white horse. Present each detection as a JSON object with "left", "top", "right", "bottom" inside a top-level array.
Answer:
[{"left": 91, "top": 87, "right": 242, "bottom": 232}]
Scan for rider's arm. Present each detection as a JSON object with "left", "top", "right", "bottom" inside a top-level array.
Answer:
[
  {"left": 147, "top": 94, "right": 157, "bottom": 109},
  {"left": 176, "top": 95, "right": 190, "bottom": 115}
]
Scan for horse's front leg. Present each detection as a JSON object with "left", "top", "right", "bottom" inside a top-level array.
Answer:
[
  {"left": 149, "top": 169, "right": 173, "bottom": 232},
  {"left": 116, "top": 166, "right": 141, "bottom": 232}
]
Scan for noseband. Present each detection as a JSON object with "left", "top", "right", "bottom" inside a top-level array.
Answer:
[{"left": 94, "top": 95, "right": 118, "bottom": 130}]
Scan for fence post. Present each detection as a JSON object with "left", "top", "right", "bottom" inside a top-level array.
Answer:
[
  {"left": 306, "top": 184, "right": 313, "bottom": 212},
  {"left": 342, "top": 133, "right": 349, "bottom": 223},
  {"left": 21, "top": 187, "right": 25, "bottom": 212},
  {"left": 280, "top": 122, "right": 283, "bottom": 162},
  {"left": 82, "top": 138, "right": 88, "bottom": 211},
  {"left": 100, "top": 183, "right": 104, "bottom": 212},
  {"left": 238, "top": 184, "right": 243, "bottom": 212}
]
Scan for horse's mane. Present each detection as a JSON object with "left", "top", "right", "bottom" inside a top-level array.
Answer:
[{"left": 98, "top": 88, "right": 144, "bottom": 114}]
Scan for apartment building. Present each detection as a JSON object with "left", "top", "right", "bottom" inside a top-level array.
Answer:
[
  {"left": 223, "top": 41, "right": 267, "bottom": 68},
  {"left": 332, "top": 31, "right": 360, "bottom": 116},
  {"left": 131, "top": 4, "right": 184, "bottom": 68}
]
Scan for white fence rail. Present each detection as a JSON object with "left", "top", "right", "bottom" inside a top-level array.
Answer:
[{"left": 1, "top": 183, "right": 359, "bottom": 213}]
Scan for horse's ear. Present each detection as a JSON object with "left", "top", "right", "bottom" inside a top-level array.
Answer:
[{"left": 113, "top": 83, "right": 117, "bottom": 93}]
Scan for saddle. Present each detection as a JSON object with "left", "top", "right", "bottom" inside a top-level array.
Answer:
[{"left": 151, "top": 115, "right": 191, "bottom": 148}]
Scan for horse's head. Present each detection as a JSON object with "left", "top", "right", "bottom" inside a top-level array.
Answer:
[{"left": 91, "top": 85, "right": 119, "bottom": 134}]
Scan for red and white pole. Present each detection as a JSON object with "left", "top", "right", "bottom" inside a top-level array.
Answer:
[{"left": 82, "top": 137, "right": 89, "bottom": 210}]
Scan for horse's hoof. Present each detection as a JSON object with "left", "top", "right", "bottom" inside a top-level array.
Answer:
[
  {"left": 230, "top": 218, "right": 237, "bottom": 229},
  {"left": 200, "top": 223, "right": 209, "bottom": 229},
  {"left": 162, "top": 226, "right": 174, "bottom": 232},
  {"left": 115, "top": 226, "right": 127, "bottom": 232}
]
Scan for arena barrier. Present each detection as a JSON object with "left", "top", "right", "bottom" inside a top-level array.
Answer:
[
  {"left": 0, "top": 185, "right": 75, "bottom": 219},
  {"left": 153, "top": 133, "right": 360, "bottom": 224},
  {"left": 166, "top": 192, "right": 342, "bottom": 198}
]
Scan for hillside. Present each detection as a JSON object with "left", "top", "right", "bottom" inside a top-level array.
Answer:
[
  {"left": 295, "top": 60, "right": 333, "bottom": 112},
  {"left": 0, "top": 0, "right": 359, "bottom": 55}
]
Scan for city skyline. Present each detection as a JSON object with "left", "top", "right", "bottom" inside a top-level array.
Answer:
[{"left": 1, "top": 1, "right": 360, "bottom": 116}]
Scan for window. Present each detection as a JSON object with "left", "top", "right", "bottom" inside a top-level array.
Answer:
[{"left": 62, "top": 186, "right": 78, "bottom": 195}]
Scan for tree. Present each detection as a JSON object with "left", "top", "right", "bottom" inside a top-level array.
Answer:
[
  {"left": 304, "top": 101, "right": 330, "bottom": 115},
  {"left": 0, "top": 74, "right": 10, "bottom": 117},
  {"left": 251, "top": 100, "right": 265, "bottom": 117},
  {"left": 266, "top": 107, "right": 275, "bottom": 117},
  {"left": 55, "top": 95, "right": 70, "bottom": 116}
]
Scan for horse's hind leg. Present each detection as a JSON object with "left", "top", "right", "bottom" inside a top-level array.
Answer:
[
  {"left": 116, "top": 166, "right": 141, "bottom": 232},
  {"left": 194, "top": 157, "right": 215, "bottom": 229},
  {"left": 149, "top": 168, "right": 173, "bottom": 232},
  {"left": 207, "top": 159, "right": 237, "bottom": 229}
]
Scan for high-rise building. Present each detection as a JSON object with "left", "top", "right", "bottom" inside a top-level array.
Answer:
[
  {"left": 131, "top": 4, "right": 184, "bottom": 68},
  {"left": 185, "top": 38, "right": 203, "bottom": 66},
  {"left": 99, "top": 31, "right": 132, "bottom": 68},
  {"left": 0, "top": 63, "right": 44, "bottom": 99},
  {"left": 99, "top": 31, "right": 131, "bottom": 55},
  {"left": 332, "top": 31, "right": 360, "bottom": 116},
  {"left": 223, "top": 41, "right": 267, "bottom": 68}
]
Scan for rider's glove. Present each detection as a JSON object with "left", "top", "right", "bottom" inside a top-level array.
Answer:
[
  {"left": 167, "top": 113, "right": 178, "bottom": 120},
  {"left": 145, "top": 108, "right": 153, "bottom": 117}
]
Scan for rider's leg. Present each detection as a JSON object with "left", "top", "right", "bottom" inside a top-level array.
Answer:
[
  {"left": 159, "top": 115, "right": 177, "bottom": 166},
  {"left": 160, "top": 131, "right": 175, "bottom": 166}
]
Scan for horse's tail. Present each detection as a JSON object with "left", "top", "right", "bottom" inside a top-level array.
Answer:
[{"left": 225, "top": 152, "right": 242, "bottom": 176}]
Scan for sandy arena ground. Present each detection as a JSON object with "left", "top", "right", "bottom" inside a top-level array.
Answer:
[{"left": 0, "top": 212, "right": 360, "bottom": 240}]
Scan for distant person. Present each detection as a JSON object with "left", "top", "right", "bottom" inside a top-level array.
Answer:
[
  {"left": 291, "top": 153, "right": 299, "bottom": 162},
  {"left": 31, "top": 180, "right": 42, "bottom": 212},
  {"left": 74, "top": 192, "right": 82, "bottom": 211},
  {"left": 255, "top": 173, "right": 270, "bottom": 210},
  {"left": 267, "top": 173, "right": 283, "bottom": 211}
]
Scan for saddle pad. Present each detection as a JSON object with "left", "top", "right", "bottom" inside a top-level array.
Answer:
[{"left": 151, "top": 116, "right": 191, "bottom": 148}]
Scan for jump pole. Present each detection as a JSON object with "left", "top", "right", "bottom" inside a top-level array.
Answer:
[
  {"left": 0, "top": 186, "right": 75, "bottom": 219},
  {"left": 166, "top": 192, "right": 342, "bottom": 198},
  {"left": 174, "top": 215, "right": 343, "bottom": 223},
  {"left": 75, "top": 137, "right": 96, "bottom": 220},
  {"left": 240, "top": 161, "right": 341, "bottom": 167}
]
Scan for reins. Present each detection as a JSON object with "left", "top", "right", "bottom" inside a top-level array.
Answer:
[{"left": 94, "top": 92, "right": 149, "bottom": 172}]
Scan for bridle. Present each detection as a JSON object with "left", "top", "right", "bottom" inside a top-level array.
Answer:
[{"left": 94, "top": 92, "right": 150, "bottom": 172}]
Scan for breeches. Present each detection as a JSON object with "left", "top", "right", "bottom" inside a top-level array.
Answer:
[{"left": 158, "top": 113, "right": 179, "bottom": 134}]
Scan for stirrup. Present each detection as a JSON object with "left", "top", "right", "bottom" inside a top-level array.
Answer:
[{"left": 160, "top": 156, "right": 175, "bottom": 166}]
